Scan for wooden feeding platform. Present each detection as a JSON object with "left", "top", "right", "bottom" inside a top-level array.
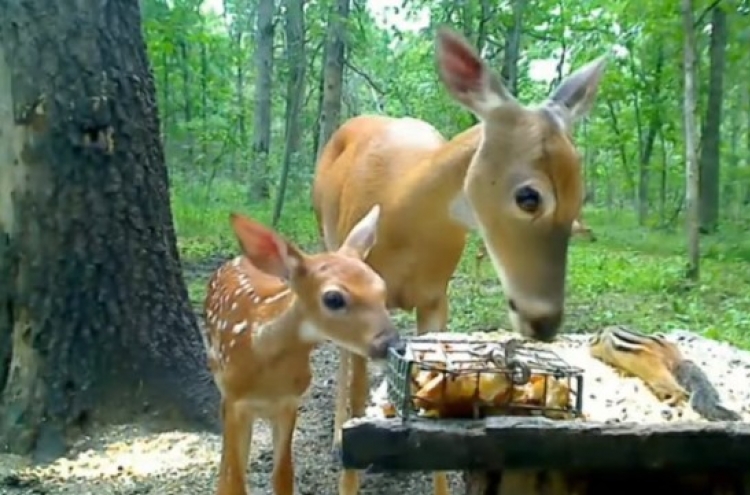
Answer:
[{"left": 340, "top": 330, "right": 750, "bottom": 495}]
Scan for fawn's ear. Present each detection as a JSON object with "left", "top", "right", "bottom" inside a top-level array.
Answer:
[
  {"left": 435, "top": 26, "right": 514, "bottom": 119},
  {"left": 229, "top": 213, "right": 305, "bottom": 280},
  {"left": 339, "top": 204, "right": 381, "bottom": 260}
]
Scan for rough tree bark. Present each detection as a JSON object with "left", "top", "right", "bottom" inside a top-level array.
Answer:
[
  {"left": 316, "top": 0, "right": 351, "bottom": 160},
  {"left": 698, "top": 5, "right": 728, "bottom": 233},
  {"left": 249, "top": 0, "right": 275, "bottom": 201},
  {"left": 682, "top": 0, "right": 700, "bottom": 280},
  {"left": 272, "top": 0, "right": 307, "bottom": 226},
  {"left": 0, "top": 0, "right": 220, "bottom": 460}
]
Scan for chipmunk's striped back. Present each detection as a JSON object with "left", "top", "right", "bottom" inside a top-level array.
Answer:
[{"left": 588, "top": 325, "right": 741, "bottom": 421}]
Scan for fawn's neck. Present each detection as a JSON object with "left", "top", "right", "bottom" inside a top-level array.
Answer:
[{"left": 253, "top": 291, "right": 323, "bottom": 358}]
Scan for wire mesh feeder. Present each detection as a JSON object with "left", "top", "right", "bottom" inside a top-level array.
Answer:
[{"left": 385, "top": 336, "right": 585, "bottom": 421}]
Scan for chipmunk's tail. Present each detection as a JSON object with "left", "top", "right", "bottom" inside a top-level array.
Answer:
[{"left": 673, "top": 360, "right": 741, "bottom": 421}]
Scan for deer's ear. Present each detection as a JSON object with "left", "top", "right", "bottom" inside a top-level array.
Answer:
[
  {"left": 229, "top": 213, "right": 305, "bottom": 280},
  {"left": 339, "top": 205, "right": 381, "bottom": 260},
  {"left": 435, "top": 26, "right": 513, "bottom": 119},
  {"left": 547, "top": 54, "right": 608, "bottom": 125}
]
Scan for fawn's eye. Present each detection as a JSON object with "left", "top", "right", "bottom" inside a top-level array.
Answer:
[
  {"left": 321, "top": 290, "right": 347, "bottom": 312},
  {"left": 514, "top": 186, "right": 541, "bottom": 214}
]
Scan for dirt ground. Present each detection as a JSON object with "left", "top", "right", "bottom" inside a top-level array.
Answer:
[
  {"left": 5, "top": 258, "right": 748, "bottom": 495},
  {"left": 0, "top": 344, "right": 460, "bottom": 495},
  {"left": 0, "top": 257, "right": 462, "bottom": 495}
]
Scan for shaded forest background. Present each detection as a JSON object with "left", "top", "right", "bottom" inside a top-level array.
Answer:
[{"left": 145, "top": 0, "right": 750, "bottom": 346}]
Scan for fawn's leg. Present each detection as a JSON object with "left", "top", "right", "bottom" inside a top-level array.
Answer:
[
  {"left": 338, "top": 353, "right": 370, "bottom": 495},
  {"left": 271, "top": 403, "right": 299, "bottom": 495},
  {"left": 217, "top": 398, "right": 255, "bottom": 495},
  {"left": 333, "top": 347, "right": 351, "bottom": 452},
  {"left": 416, "top": 296, "right": 452, "bottom": 495}
]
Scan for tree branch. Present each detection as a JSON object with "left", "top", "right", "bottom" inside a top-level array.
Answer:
[
  {"left": 344, "top": 60, "right": 385, "bottom": 95},
  {"left": 695, "top": 0, "right": 723, "bottom": 26}
]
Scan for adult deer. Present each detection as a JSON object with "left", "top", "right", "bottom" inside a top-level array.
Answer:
[
  {"left": 203, "top": 206, "right": 401, "bottom": 495},
  {"left": 312, "top": 27, "right": 607, "bottom": 495},
  {"left": 475, "top": 216, "right": 596, "bottom": 276}
]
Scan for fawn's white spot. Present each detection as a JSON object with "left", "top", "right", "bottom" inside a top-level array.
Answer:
[
  {"left": 299, "top": 321, "right": 326, "bottom": 343},
  {"left": 266, "top": 288, "right": 291, "bottom": 304},
  {"left": 232, "top": 321, "right": 248, "bottom": 334}
]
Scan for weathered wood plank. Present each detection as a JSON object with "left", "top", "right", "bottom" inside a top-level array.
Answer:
[
  {"left": 341, "top": 416, "right": 750, "bottom": 471},
  {"left": 462, "top": 469, "right": 748, "bottom": 495}
]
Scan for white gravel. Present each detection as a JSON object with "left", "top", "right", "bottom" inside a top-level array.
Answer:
[
  {"left": 2, "top": 329, "right": 747, "bottom": 495},
  {"left": 366, "top": 329, "right": 750, "bottom": 424}
]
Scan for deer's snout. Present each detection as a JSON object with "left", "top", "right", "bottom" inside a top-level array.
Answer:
[
  {"left": 369, "top": 325, "right": 402, "bottom": 360},
  {"left": 527, "top": 311, "right": 563, "bottom": 342},
  {"left": 508, "top": 298, "right": 564, "bottom": 342}
]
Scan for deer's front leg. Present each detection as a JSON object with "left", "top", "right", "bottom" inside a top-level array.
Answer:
[
  {"left": 416, "top": 295, "right": 449, "bottom": 335},
  {"left": 338, "top": 354, "right": 369, "bottom": 495},
  {"left": 416, "top": 297, "right": 452, "bottom": 495},
  {"left": 271, "top": 403, "right": 299, "bottom": 495},
  {"left": 333, "top": 348, "right": 351, "bottom": 452},
  {"left": 349, "top": 354, "right": 369, "bottom": 420},
  {"left": 217, "top": 398, "right": 255, "bottom": 495}
]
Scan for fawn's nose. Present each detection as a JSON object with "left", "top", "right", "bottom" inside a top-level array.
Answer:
[{"left": 369, "top": 327, "right": 402, "bottom": 360}]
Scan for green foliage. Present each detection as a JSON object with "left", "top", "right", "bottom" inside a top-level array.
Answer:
[
  {"left": 142, "top": 0, "right": 750, "bottom": 348},
  {"left": 173, "top": 179, "right": 750, "bottom": 349}
]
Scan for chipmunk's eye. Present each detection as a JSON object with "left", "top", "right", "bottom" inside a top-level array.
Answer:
[{"left": 321, "top": 290, "right": 347, "bottom": 312}]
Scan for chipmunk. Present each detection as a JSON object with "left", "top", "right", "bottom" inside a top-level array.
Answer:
[{"left": 589, "top": 325, "right": 741, "bottom": 421}]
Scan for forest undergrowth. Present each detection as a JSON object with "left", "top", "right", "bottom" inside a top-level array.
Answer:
[
  {"left": 173, "top": 176, "right": 750, "bottom": 350},
  {"left": 3, "top": 175, "right": 748, "bottom": 495}
]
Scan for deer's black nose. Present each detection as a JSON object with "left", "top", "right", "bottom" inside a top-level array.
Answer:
[{"left": 528, "top": 312, "right": 563, "bottom": 342}]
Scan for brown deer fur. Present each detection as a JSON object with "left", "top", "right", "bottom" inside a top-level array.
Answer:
[{"left": 312, "top": 27, "right": 608, "bottom": 495}]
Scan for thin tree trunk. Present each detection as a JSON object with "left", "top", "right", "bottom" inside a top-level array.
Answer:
[
  {"left": 273, "top": 0, "right": 307, "bottom": 225},
  {"left": 161, "top": 50, "right": 170, "bottom": 152},
  {"left": 682, "top": 0, "right": 700, "bottom": 280},
  {"left": 201, "top": 40, "right": 209, "bottom": 163},
  {"left": 698, "top": 6, "right": 728, "bottom": 233},
  {"left": 316, "top": 0, "right": 350, "bottom": 160},
  {"left": 502, "top": 0, "right": 527, "bottom": 97},
  {"left": 249, "top": 0, "right": 275, "bottom": 201},
  {"left": 179, "top": 40, "right": 193, "bottom": 163},
  {"left": 311, "top": 44, "right": 326, "bottom": 160},
  {"left": 634, "top": 44, "right": 664, "bottom": 226}
]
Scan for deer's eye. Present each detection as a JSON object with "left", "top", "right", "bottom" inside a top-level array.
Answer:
[
  {"left": 321, "top": 290, "right": 347, "bottom": 311},
  {"left": 514, "top": 186, "right": 541, "bottom": 214}
]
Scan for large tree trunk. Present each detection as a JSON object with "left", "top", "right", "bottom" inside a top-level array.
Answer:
[
  {"left": 681, "top": 0, "right": 700, "bottom": 280},
  {"left": 249, "top": 0, "right": 275, "bottom": 201},
  {"left": 698, "top": 5, "right": 728, "bottom": 233},
  {"left": 0, "top": 0, "right": 219, "bottom": 460},
  {"left": 316, "top": 0, "right": 350, "bottom": 160}
]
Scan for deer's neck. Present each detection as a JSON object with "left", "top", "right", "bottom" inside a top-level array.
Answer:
[
  {"left": 404, "top": 124, "right": 482, "bottom": 223},
  {"left": 253, "top": 293, "right": 321, "bottom": 359}
]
